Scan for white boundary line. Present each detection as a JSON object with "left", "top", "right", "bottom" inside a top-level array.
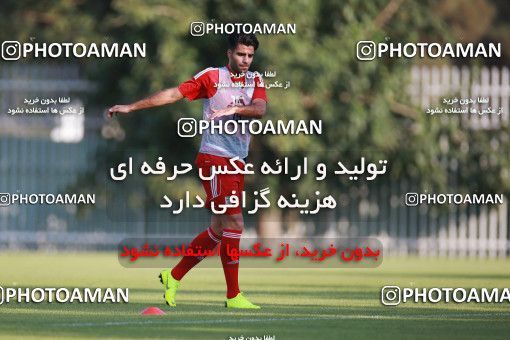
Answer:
[{"left": 55, "top": 313, "right": 510, "bottom": 328}]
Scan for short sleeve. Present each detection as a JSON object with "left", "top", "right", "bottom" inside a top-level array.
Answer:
[
  {"left": 178, "top": 67, "right": 219, "bottom": 101},
  {"left": 252, "top": 74, "right": 268, "bottom": 102}
]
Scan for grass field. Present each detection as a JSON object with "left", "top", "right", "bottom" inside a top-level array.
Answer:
[{"left": 1, "top": 252, "right": 510, "bottom": 339}]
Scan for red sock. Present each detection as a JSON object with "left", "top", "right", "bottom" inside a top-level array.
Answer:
[
  {"left": 171, "top": 226, "right": 220, "bottom": 280},
  {"left": 221, "top": 228, "right": 242, "bottom": 298}
]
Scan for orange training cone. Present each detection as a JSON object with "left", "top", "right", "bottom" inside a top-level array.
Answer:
[{"left": 140, "top": 307, "right": 166, "bottom": 315}]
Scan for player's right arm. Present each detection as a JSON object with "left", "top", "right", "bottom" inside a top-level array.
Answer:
[{"left": 107, "top": 87, "right": 183, "bottom": 118}]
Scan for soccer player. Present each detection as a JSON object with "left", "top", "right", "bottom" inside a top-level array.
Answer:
[{"left": 108, "top": 33, "right": 267, "bottom": 309}]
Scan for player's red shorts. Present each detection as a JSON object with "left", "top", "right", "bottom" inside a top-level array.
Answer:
[{"left": 195, "top": 152, "right": 245, "bottom": 215}]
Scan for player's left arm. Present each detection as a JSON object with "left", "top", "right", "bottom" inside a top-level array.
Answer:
[{"left": 210, "top": 99, "right": 266, "bottom": 120}]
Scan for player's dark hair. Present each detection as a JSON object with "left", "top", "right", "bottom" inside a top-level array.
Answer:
[{"left": 227, "top": 33, "right": 259, "bottom": 50}]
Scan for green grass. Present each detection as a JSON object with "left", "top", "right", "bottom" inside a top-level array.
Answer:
[{"left": 1, "top": 252, "right": 510, "bottom": 339}]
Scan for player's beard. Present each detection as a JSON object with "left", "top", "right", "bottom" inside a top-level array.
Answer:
[
  {"left": 229, "top": 62, "right": 248, "bottom": 74},
  {"left": 239, "top": 64, "right": 249, "bottom": 72}
]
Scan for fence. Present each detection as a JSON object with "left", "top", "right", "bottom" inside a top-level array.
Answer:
[
  {"left": 385, "top": 65, "right": 509, "bottom": 257},
  {"left": 0, "top": 63, "right": 509, "bottom": 257},
  {"left": 409, "top": 65, "right": 510, "bottom": 129}
]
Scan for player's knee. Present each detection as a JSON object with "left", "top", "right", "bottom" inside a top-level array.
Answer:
[
  {"left": 231, "top": 216, "right": 244, "bottom": 231},
  {"left": 210, "top": 224, "right": 223, "bottom": 236},
  {"left": 220, "top": 213, "right": 244, "bottom": 231},
  {"left": 228, "top": 222, "right": 244, "bottom": 231}
]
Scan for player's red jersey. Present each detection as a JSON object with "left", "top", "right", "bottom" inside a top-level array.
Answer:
[
  {"left": 178, "top": 64, "right": 267, "bottom": 102},
  {"left": 178, "top": 66, "right": 267, "bottom": 215}
]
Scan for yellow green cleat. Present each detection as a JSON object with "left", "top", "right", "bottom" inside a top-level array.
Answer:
[
  {"left": 158, "top": 269, "right": 180, "bottom": 307},
  {"left": 225, "top": 292, "right": 261, "bottom": 309}
]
